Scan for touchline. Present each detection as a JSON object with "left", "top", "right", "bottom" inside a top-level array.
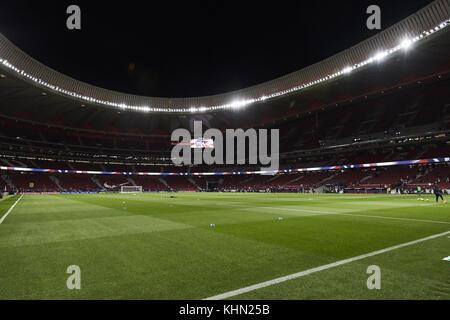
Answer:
[{"left": 171, "top": 121, "right": 279, "bottom": 171}]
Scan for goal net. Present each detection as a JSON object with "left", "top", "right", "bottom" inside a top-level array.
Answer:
[{"left": 120, "top": 186, "right": 143, "bottom": 193}]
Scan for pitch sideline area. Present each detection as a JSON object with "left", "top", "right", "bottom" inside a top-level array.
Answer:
[
  {"left": 0, "top": 192, "right": 448, "bottom": 299},
  {"left": 204, "top": 230, "right": 450, "bottom": 300},
  {"left": 0, "top": 194, "right": 23, "bottom": 224}
]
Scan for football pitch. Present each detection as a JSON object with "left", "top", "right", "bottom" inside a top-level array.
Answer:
[{"left": 0, "top": 192, "right": 448, "bottom": 300}]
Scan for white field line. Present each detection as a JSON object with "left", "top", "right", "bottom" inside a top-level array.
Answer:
[
  {"left": 266, "top": 206, "right": 450, "bottom": 225},
  {"left": 153, "top": 198, "right": 340, "bottom": 215},
  {"left": 0, "top": 194, "right": 24, "bottom": 225},
  {"left": 169, "top": 200, "right": 342, "bottom": 217},
  {"left": 204, "top": 230, "right": 450, "bottom": 300},
  {"left": 331, "top": 212, "right": 450, "bottom": 225},
  {"left": 248, "top": 206, "right": 450, "bottom": 225},
  {"left": 156, "top": 198, "right": 450, "bottom": 225}
]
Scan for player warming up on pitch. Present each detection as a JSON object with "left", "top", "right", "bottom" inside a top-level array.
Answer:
[{"left": 433, "top": 184, "right": 447, "bottom": 204}]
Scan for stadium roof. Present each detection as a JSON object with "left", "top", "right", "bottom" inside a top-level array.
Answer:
[{"left": 0, "top": 0, "right": 449, "bottom": 115}]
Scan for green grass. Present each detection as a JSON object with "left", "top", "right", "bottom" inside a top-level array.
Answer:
[{"left": 0, "top": 192, "right": 448, "bottom": 299}]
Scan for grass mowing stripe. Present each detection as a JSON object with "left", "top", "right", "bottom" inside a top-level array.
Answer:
[
  {"left": 253, "top": 206, "right": 450, "bottom": 225},
  {"left": 161, "top": 198, "right": 449, "bottom": 225},
  {"left": 0, "top": 194, "right": 23, "bottom": 225},
  {"left": 333, "top": 212, "right": 450, "bottom": 225},
  {"left": 203, "top": 230, "right": 450, "bottom": 300}
]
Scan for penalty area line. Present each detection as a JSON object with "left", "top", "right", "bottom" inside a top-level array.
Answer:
[
  {"left": 0, "top": 194, "right": 24, "bottom": 225},
  {"left": 203, "top": 230, "right": 450, "bottom": 300},
  {"left": 260, "top": 206, "right": 450, "bottom": 225}
]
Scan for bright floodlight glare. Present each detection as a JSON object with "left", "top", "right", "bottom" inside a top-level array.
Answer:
[
  {"left": 229, "top": 100, "right": 247, "bottom": 109},
  {"left": 0, "top": 18, "right": 448, "bottom": 114},
  {"left": 400, "top": 38, "right": 413, "bottom": 50},
  {"left": 373, "top": 51, "right": 388, "bottom": 62},
  {"left": 342, "top": 66, "right": 353, "bottom": 74},
  {"left": 230, "top": 102, "right": 241, "bottom": 109}
]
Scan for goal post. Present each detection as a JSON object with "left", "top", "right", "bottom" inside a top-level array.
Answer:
[{"left": 120, "top": 186, "right": 143, "bottom": 193}]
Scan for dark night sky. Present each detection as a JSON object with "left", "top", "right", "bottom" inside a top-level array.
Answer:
[{"left": 0, "top": 0, "right": 434, "bottom": 98}]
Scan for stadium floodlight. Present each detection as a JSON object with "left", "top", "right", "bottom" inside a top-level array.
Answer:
[
  {"left": 373, "top": 51, "right": 388, "bottom": 62},
  {"left": 120, "top": 186, "right": 143, "bottom": 193},
  {"left": 0, "top": 18, "right": 449, "bottom": 113},
  {"left": 229, "top": 100, "right": 249, "bottom": 109},
  {"left": 342, "top": 66, "right": 353, "bottom": 74},
  {"left": 400, "top": 38, "right": 413, "bottom": 50}
]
